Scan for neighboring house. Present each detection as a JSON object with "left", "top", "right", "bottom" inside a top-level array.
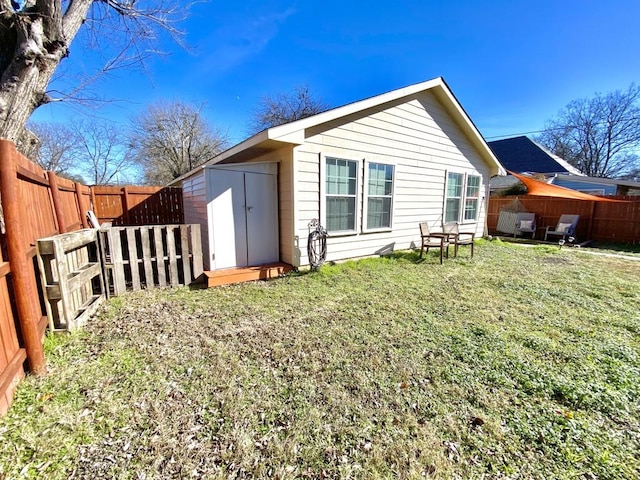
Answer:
[
  {"left": 173, "top": 77, "right": 505, "bottom": 271},
  {"left": 488, "top": 135, "right": 640, "bottom": 196}
]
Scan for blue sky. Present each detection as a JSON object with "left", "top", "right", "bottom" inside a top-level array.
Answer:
[{"left": 33, "top": 0, "right": 640, "bottom": 146}]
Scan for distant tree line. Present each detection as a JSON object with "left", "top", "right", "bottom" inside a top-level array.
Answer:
[{"left": 18, "top": 85, "right": 329, "bottom": 186}]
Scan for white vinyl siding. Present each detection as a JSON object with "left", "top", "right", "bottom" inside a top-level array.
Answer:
[{"left": 293, "top": 90, "right": 490, "bottom": 266}]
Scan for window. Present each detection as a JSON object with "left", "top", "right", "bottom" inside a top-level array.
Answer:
[
  {"left": 365, "top": 162, "right": 394, "bottom": 230},
  {"left": 464, "top": 175, "right": 481, "bottom": 221},
  {"left": 445, "top": 172, "right": 463, "bottom": 223},
  {"left": 325, "top": 157, "right": 358, "bottom": 232},
  {"left": 445, "top": 172, "right": 482, "bottom": 223}
]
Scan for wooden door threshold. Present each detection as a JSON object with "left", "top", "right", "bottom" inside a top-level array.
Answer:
[{"left": 204, "top": 263, "right": 293, "bottom": 288}]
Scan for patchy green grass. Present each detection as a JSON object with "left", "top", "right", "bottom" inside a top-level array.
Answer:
[{"left": 1, "top": 241, "right": 639, "bottom": 479}]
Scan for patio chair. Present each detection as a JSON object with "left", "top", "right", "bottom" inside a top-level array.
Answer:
[
  {"left": 513, "top": 212, "right": 536, "bottom": 239},
  {"left": 419, "top": 222, "right": 449, "bottom": 264},
  {"left": 443, "top": 222, "right": 475, "bottom": 258},
  {"left": 544, "top": 214, "right": 580, "bottom": 242}
]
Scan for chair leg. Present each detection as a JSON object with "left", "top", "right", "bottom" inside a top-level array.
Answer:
[
  {"left": 420, "top": 242, "right": 424, "bottom": 258},
  {"left": 470, "top": 242, "right": 474, "bottom": 258}
]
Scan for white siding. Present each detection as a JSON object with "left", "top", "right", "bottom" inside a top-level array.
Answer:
[
  {"left": 294, "top": 90, "right": 491, "bottom": 265},
  {"left": 182, "top": 171, "right": 210, "bottom": 269}
]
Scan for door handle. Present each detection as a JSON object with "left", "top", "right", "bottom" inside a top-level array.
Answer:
[{"left": 246, "top": 206, "right": 253, "bottom": 212}]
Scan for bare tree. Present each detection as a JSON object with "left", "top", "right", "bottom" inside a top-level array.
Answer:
[
  {"left": 74, "top": 119, "right": 137, "bottom": 185},
  {"left": 537, "top": 84, "right": 640, "bottom": 178},
  {"left": 248, "top": 84, "right": 329, "bottom": 134},
  {"left": 129, "top": 100, "right": 229, "bottom": 185},
  {"left": 0, "top": 1, "right": 188, "bottom": 142},
  {"left": 16, "top": 121, "right": 81, "bottom": 175}
]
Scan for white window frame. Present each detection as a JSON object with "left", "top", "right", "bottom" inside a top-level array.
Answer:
[
  {"left": 463, "top": 174, "right": 481, "bottom": 222},
  {"left": 320, "top": 155, "right": 361, "bottom": 235},
  {"left": 444, "top": 171, "right": 482, "bottom": 224},
  {"left": 363, "top": 160, "right": 395, "bottom": 232}
]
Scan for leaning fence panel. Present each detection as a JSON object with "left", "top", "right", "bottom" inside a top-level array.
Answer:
[{"left": 100, "top": 224, "right": 202, "bottom": 294}]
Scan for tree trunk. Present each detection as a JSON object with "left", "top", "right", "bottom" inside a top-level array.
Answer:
[{"left": 0, "top": 1, "right": 92, "bottom": 141}]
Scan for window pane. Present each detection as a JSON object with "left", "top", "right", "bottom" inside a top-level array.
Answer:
[
  {"left": 368, "top": 163, "right": 394, "bottom": 196},
  {"left": 466, "top": 175, "right": 480, "bottom": 198},
  {"left": 445, "top": 198, "right": 460, "bottom": 223},
  {"left": 367, "top": 197, "right": 391, "bottom": 229},
  {"left": 326, "top": 197, "right": 355, "bottom": 231},
  {"left": 326, "top": 158, "right": 357, "bottom": 195},
  {"left": 464, "top": 199, "right": 478, "bottom": 221},
  {"left": 447, "top": 172, "right": 463, "bottom": 197}
]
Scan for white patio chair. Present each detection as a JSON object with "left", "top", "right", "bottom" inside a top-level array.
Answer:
[{"left": 544, "top": 214, "right": 579, "bottom": 242}]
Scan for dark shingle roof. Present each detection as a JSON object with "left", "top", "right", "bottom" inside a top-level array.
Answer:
[{"left": 488, "top": 136, "right": 573, "bottom": 174}]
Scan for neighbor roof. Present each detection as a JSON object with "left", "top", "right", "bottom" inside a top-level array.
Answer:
[
  {"left": 172, "top": 77, "right": 505, "bottom": 184},
  {"left": 488, "top": 136, "right": 582, "bottom": 175}
]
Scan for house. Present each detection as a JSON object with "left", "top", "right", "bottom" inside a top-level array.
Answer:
[
  {"left": 488, "top": 135, "right": 640, "bottom": 196},
  {"left": 174, "top": 77, "right": 505, "bottom": 271}
]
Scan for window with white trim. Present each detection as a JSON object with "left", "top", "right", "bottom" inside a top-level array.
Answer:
[
  {"left": 464, "top": 175, "right": 481, "bottom": 221},
  {"left": 365, "top": 162, "right": 394, "bottom": 230},
  {"left": 445, "top": 172, "right": 481, "bottom": 223},
  {"left": 325, "top": 157, "right": 358, "bottom": 232}
]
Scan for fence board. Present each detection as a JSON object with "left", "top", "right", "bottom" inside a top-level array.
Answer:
[
  {"left": 191, "top": 224, "right": 203, "bottom": 280},
  {"left": 109, "top": 229, "right": 126, "bottom": 295},
  {"left": 166, "top": 228, "right": 179, "bottom": 286},
  {"left": 126, "top": 228, "right": 141, "bottom": 290},
  {"left": 154, "top": 226, "right": 167, "bottom": 287},
  {"left": 180, "top": 226, "right": 191, "bottom": 285},
  {"left": 140, "top": 228, "right": 154, "bottom": 289}
]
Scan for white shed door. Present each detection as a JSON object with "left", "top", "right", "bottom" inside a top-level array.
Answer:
[
  {"left": 207, "top": 169, "right": 278, "bottom": 270},
  {"left": 245, "top": 172, "right": 279, "bottom": 266}
]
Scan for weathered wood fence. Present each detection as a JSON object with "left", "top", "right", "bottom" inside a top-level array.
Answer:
[
  {"left": 488, "top": 195, "right": 640, "bottom": 244},
  {"left": 37, "top": 230, "right": 105, "bottom": 332},
  {"left": 0, "top": 139, "right": 188, "bottom": 415},
  {"left": 100, "top": 225, "right": 203, "bottom": 295}
]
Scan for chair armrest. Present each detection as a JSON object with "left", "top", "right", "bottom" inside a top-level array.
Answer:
[{"left": 457, "top": 232, "right": 475, "bottom": 241}]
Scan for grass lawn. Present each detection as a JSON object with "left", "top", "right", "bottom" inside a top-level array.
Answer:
[{"left": 1, "top": 240, "right": 638, "bottom": 479}]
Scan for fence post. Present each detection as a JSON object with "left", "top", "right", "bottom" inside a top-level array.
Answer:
[
  {"left": 587, "top": 200, "right": 596, "bottom": 240},
  {"left": 47, "top": 171, "right": 66, "bottom": 234},
  {"left": 122, "top": 187, "right": 130, "bottom": 225},
  {"left": 90, "top": 186, "right": 97, "bottom": 217},
  {"left": 0, "top": 140, "right": 46, "bottom": 373},
  {"left": 75, "top": 182, "right": 89, "bottom": 229}
]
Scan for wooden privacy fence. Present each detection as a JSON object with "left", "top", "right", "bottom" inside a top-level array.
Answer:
[
  {"left": 92, "top": 186, "right": 184, "bottom": 226},
  {"left": 0, "top": 139, "right": 188, "bottom": 415},
  {"left": 488, "top": 195, "right": 640, "bottom": 244}
]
